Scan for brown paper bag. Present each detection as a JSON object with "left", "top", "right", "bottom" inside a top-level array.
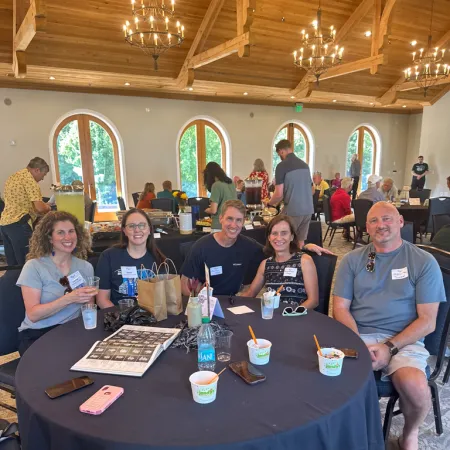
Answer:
[
  {"left": 159, "top": 260, "right": 183, "bottom": 316},
  {"left": 137, "top": 277, "right": 167, "bottom": 321}
]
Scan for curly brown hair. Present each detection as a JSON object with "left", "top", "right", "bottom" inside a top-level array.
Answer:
[{"left": 27, "top": 211, "right": 91, "bottom": 261}]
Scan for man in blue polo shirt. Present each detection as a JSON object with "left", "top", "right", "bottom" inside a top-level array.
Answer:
[{"left": 333, "top": 202, "right": 446, "bottom": 450}]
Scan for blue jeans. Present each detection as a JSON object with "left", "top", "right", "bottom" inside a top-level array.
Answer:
[{"left": 0, "top": 221, "right": 33, "bottom": 265}]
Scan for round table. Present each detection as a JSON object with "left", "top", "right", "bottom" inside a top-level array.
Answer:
[{"left": 16, "top": 297, "right": 384, "bottom": 450}]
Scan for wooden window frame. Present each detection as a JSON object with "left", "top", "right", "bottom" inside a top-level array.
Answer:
[
  {"left": 52, "top": 114, "right": 122, "bottom": 221},
  {"left": 276, "top": 123, "right": 310, "bottom": 164},
  {"left": 350, "top": 126, "right": 377, "bottom": 192},
  {"left": 179, "top": 119, "right": 226, "bottom": 197}
]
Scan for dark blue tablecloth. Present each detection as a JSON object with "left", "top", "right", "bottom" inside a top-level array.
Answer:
[{"left": 16, "top": 297, "right": 383, "bottom": 450}]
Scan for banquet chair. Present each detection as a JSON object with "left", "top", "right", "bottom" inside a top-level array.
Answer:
[
  {"left": 0, "top": 419, "right": 20, "bottom": 450},
  {"left": 0, "top": 269, "right": 24, "bottom": 414},
  {"left": 151, "top": 198, "right": 174, "bottom": 212},
  {"left": 352, "top": 199, "right": 373, "bottom": 249},
  {"left": 131, "top": 192, "right": 141, "bottom": 206},
  {"left": 425, "top": 197, "right": 450, "bottom": 236},
  {"left": 117, "top": 196, "right": 126, "bottom": 211},
  {"left": 188, "top": 197, "right": 210, "bottom": 218},
  {"left": 322, "top": 195, "right": 355, "bottom": 246},
  {"left": 400, "top": 221, "right": 414, "bottom": 243},
  {"left": 376, "top": 245, "right": 450, "bottom": 443},
  {"left": 304, "top": 250, "right": 337, "bottom": 316},
  {"left": 306, "top": 220, "right": 323, "bottom": 247},
  {"left": 312, "top": 190, "right": 321, "bottom": 221},
  {"left": 432, "top": 213, "right": 450, "bottom": 236},
  {"left": 409, "top": 189, "right": 431, "bottom": 204}
]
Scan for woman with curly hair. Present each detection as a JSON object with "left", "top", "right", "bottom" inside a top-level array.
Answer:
[
  {"left": 16, "top": 211, "right": 96, "bottom": 355},
  {"left": 203, "top": 162, "right": 236, "bottom": 231}
]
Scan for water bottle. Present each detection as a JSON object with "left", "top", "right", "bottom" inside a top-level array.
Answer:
[{"left": 197, "top": 318, "right": 216, "bottom": 371}]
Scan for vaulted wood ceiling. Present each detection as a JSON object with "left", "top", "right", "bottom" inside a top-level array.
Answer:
[{"left": 1, "top": 0, "right": 450, "bottom": 112}]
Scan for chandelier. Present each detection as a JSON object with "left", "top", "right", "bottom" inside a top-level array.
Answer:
[
  {"left": 293, "top": 0, "right": 344, "bottom": 83},
  {"left": 123, "top": 0, "right": 185, "bottom": 70},
  {"left": 403, "top": 0, "right": 449, "bottom": 96}
]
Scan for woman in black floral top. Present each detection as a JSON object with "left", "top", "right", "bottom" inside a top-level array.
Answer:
[{"left": 242, "top": 215, "right": 319, "bottom": 308}]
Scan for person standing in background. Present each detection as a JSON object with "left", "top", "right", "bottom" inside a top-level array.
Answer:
[
  {"left": 411, "top": 156, "right": 429, "bottom": 191},
  {"left": 349, "top": 154, "right": 361, "bottom": 200},
  {"left": 136, "top": 182, "right": 156, "bottom": 209},
  {"left": 0, "top": 157, "right": 51, "bottom": 265},
  {"left": 248, "top": 158, "right": 269, "bottom": 200}
]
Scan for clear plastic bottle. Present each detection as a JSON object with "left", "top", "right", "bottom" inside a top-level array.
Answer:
[{"left": 197, "top": 318, "right": 216, "bottom": 371}]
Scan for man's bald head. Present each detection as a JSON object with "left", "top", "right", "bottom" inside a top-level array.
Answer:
[{"left": 366, "top": 201, "right": 403, "bottom": 249}]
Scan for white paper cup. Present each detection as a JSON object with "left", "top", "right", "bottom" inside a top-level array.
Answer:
[
  {"left": 317, "top": 348, "right": 345, "bottom": 376},
  {"left": 189, "top": 371, "right": 218, "bottom": 404},
  {"left": 247, "top": 339, "right": 272, "bottom": 365},
  {"left": 263, "top": 292, "right": 280, "bottom": 309}
]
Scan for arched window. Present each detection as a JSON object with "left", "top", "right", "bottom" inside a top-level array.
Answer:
[
  {"left": 272, "top": 123, "right": 310, "bottom": 175},
  {"left": 346, "top": 126, "right": 377, "bottom": 191},
  {"left": 179, "top": 119, "right": 226, "bottom": 197},
  {"left": 52, "top": 114, "right": 123, "bottom": 221}
]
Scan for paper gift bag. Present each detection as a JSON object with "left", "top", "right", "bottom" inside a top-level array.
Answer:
[
  {"left": 158, "top": 259, "right": 183, "bottom": 316},
  {"left": 137, "top": 277, "right": 167, "bottom": 321}
]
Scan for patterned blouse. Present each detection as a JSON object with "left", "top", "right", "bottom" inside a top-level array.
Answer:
[
  {"left": 264, "top": 252, "right": 308, "bottom": 306},
  {"left": 249, "top": 170, "right": 269, "bottom": 200}
]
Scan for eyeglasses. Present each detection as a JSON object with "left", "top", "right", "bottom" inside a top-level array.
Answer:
[
  {"left": 366, "top": 251, "right": 376, "bottom": 273},
  {"left": 125, "top": 223, "right": 148, "bottom": 231},
  {"left": 282, "top": 306, "right": 307, "bottom": 317},
  {"left": 59, "top": 276, "right": 73, "bottom": 294}
]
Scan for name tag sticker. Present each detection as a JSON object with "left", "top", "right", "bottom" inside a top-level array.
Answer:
[
  {"left": 121, "top": 266, "right": 138, "bottom": 279},
  {"left": 210, "top": 266, "right": 223, "bottom": 276},
  {"left": 153, "top": 233, "right": 161, "bottom": 239},
  {"left": 392, "top": 267, "right": 408, "bottom": 280},
  {"left": 67, "top": 271, "right": 86, "bottom": 289},
  {"left": 245, "top": 224, "right": 254, "bottom": 230},
  {"left": 283, "top": 267, "right": 298, "bottom": 277}
]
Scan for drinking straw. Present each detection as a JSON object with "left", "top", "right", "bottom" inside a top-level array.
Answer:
[
  {"left": 208, "top": 367, "right": 227, "bottom": 384},
  {"left": 276, "top": 285, "right": 284, "bottom": 295},
  {"left": 206, "top": 282, "right": 211, "bottom": 319},
  {"left": 314, "top": 334, "right": 323, "bottom": 357},
  {"left": 248, "top": 325, "right": 258, "bottom": 346}
]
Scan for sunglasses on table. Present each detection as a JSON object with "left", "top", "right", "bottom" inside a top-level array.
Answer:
[
  {"left": 59, "top": 276, "right": 73, "bottom": 295},
  {"left": 366, "top": 251, "right": 376, "bottom": 273},
  {"left": 282, "top": 306, "right": 307, "bottom": 317}
]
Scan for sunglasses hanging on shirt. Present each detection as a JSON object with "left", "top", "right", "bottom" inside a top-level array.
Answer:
[{"left": 366, "top": 251, "right": 376, "bottom": 273}]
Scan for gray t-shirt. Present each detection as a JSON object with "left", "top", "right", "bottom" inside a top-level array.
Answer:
[
  {"left": 17, "top": 256, "right": 94, "bottom": 332},
  {"left": 358, "top": 186, "right": 385, "bottom": 203},
  {"left": 275, "top": 153, "right": 313, "bottom": 216},
  {"left": 334, "top": 241, "right": 446, "bottom": 336},
  {"left": 349, "top": 160, "right": 361, "bottom": 177}
]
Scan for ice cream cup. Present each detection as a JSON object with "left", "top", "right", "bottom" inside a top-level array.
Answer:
[
  {"left": 317, "top": 348, "right": 345, "bottom": 376},
  {"left": 189, "top": 371, "right": 218, "bottom": 404},
  {"left": 247, "top": 339, "right": 272, "bottom": 365}
]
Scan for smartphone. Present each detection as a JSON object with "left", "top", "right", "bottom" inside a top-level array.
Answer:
[
  {"left": 339, "top": 348, "right": 359, "bottom": 359},
  {"left": 45, "top": 376, "right": 94, "bottom": 399},
  {"left": 229, "top": 361, "right": 266, "bottom": 385},
  {"left": 79, "top": 385, "right": 124, "bottom": 415}
]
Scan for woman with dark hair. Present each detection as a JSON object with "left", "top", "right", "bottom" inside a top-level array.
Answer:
[
  {"left": 16, "top": 211, "right": 96, "bottom": 355},
  {"left": 203, "top": 162, "right": 237, "bottom": 231},
  {"left": 242, "top": 215, "right": 319, "bottom": 309},
  {"left": 136, "top": 182, "right": 156, "bottom": 209},
  {"left": 95, "top": 209, "right": 165, "bottom": 307},
  {"left": 248, "top": 158, "right": 269, "bottom": 200}
]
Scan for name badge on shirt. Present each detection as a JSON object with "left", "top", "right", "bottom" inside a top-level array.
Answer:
[
  {"left": 283, "top": 267, "right": 298, "bottom": 277},
  {"left": 67, "top": 271, "right": 86, "bottom": 289},
  {"left": 210, "top": 266, "right": 223, "bottom": 276},
  {"left": 121, "top": 266, "right": 138, "bottom": 279},
  {"left": 153, "top": 233, "right": 161, "bottom": 239},
  {"left": 392, "top": 267, "right": 408, "bottom": 280}
]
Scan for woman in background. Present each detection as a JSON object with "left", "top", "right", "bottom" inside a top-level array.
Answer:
[
  {"left": 248, "top": 158, "right": 269, "bottom": 200},
  {"left": 137, "top": 182, "right": 156, "bottom": 209}
]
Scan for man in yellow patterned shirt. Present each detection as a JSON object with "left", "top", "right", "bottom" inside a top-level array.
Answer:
[{"left": 0, "top": 157, "right": 51, "bottom": 265}]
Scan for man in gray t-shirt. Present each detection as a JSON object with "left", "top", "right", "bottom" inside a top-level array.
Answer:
[
  {"left": 333, "top": 202, "right": 446, "bottom": 450},
  {"left": 266, "top": 139, "right": 314, "bottom": 247}
]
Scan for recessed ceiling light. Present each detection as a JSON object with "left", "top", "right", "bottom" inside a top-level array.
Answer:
[
  {"left": 332, "top": 99, "right": 337, "bottom": 102},
  {"left": 402, "top": 105, "right": 407, "bottom": 108},
  {"left": 124, "top": 82, "right": 130, "bottom": 86},
  {"left": 188, "top": 87, "right": 193, "bottom": 91},
  {"left": 370, "top": 102, "right": 374, "bottom": 105},
  {"left": 243, "top": 92, "right": 248, "bottom": 96},
  {"left": 290, "top": 96, "right": 295, "bottom": 99},
  {"left": 364, "top": 31, "right": 371, "bottom": 37},
  {"left": 411, "top": 40, "right": 417, "bottom": 46},
  {"left": 49, "top": 76, "right": 55, "bottom": 80}
]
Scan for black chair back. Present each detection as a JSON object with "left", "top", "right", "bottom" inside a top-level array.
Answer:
[
  {"left": 400, "top": 222, "right": 414, "bottom": 243},
  {"left": 151, "top": 198, "right": 174, "bottom": 212},
  {"left": 428, "top": 197, "right": 450, "bottom": 233},
  {"left": 0, "top": 197, "right": 5, "bottom": 215},
  {"left": 304, "top": 251, "right": 338, "bottom": 315},
  {"left": 322, "top": 195, "right": 332, "bottom": 225},
  {"left": 0, "top": 270, "right": 24, "bottom": 356},
  {"left": 409, "top": 189, "right": 431, "bottom": 203},
  {"left": 132, "top": 192, "right": 140, "bottom": 207},
  {"left": 117, "top": 196, "right": 126, "bottom": 211},
  {"left": 188, "top": 197, "right": 210, "bottom": 218},
  {"left": 433, "top": 213, "right": 450, "bottom": 236},
  {"left": 306, "top": 220, "right": 323, "bottom": 247},
  {"left": 87, "top": 201, "right": 96, "bottom": 222},
  {"left": 352, "top": 199, "right": 373, "bottom": 228}
]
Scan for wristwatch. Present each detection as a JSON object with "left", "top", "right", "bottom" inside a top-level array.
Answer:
[{"left": 384, "top": 340, "right": 399, "bottom": 356}]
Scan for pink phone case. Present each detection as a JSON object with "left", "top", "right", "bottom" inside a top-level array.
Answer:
[{"left": 79, "top": 385, "right": 124, "bottom": 415}]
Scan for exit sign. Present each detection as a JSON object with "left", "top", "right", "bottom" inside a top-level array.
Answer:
[{"left": 295, "top": 103, "right": 303, "bottom": 112}]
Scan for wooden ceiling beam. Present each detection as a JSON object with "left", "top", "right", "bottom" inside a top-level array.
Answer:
[
  {"left": 237, "top": 0, "right": 255, "bottom": 57},
  {"left": 370, "top": 0, "right": 381, "bottom": 74},
  {"left": 378, "top": 0, "right": 397, "bottom": 50},
  {"left": 435, "top": 30, "right": 450, "bottom": 50},
  {"left": 429, "top": 85, "right": 450, "bottom": 106},
  {"left": 334, "top": 0, "right": 373, "bottom": 45}
]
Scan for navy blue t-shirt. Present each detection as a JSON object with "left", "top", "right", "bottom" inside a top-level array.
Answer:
[
  {"left": 181, "top": 234, "right": 264, "bottom": 295},
  {"left": 95, "top": 247, "right": 157, "bottom": 304}
]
